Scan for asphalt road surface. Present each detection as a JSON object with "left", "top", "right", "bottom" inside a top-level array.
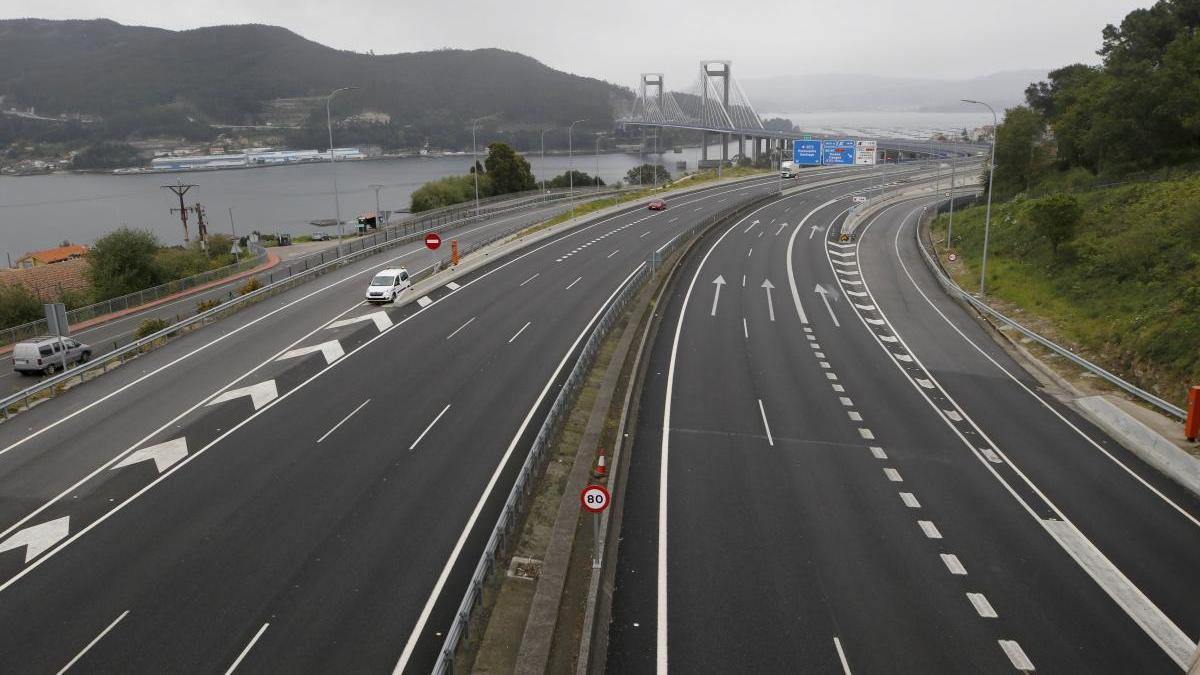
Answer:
[{"left": 607, "top": 189, "right": 1199, "bottom": 672}]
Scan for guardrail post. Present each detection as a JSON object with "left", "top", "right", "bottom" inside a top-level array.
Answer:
[{"left": 1187, "top": 386, "right": 1199, "bottom": 442}]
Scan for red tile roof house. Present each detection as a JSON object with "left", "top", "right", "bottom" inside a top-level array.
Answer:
[{"left": 15, "top": 244, "right": 89, "bottom": 268}]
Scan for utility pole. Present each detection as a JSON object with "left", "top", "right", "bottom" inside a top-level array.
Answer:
[
  {"left": 369, "top": 184, "right": 385, "bottom": 225},
  {"left": 193, "top": 202, "right": 209, "bottom": 253},
  {"left": 162, "top": 181, "right": 198, "bottom": 243},
  {"left": 228, "top": 207, "right": 239, "bottom": 263}
]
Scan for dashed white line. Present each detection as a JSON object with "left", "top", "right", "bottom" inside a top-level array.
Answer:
[
  {"left": 848, "top": 411, "right": 862, "bottom": 421},
  {"left": 747, "top": 248, "right": 753, "bottom": 258},
  {"left": 869, "top": 446, "right": 887, "bottom": 459},
  {"left": 641, "top": 231, "right": 652, "bottom": 238},
  {"left": 409, "top": 404, "right": 452, "bottom": 451},
  {"left": 668, "top": 217, "right": 679, "bottom": 223},
  {"left": 446, "top": 316, "right": 476, "bottom": 340},
  {"left": 858, "top": 427, "right": 874, "bottom": 439},
  {"left": 520, "top": 273, "right": 540, "bottom": 287},
  {"left": 900, "top": 492, "right": 921, "bottom": 508},
  {"left": 508, "top": 321, "right": 531, "bottom": 343},
  {"left": 980, "top": 447, "right": 1004, "bottom": 464},
  {"left": 758, "top": 399, "right": 774, "bottom": 447},
  {"left": 566, "top": 276, "right": 582, "bottom": 290},
  {"left": 944, "top": 409, "right": 964, "bottom": 422},
  {"left": 998, "top": 640, "right": 1035, "bottom": 671},
  {"left": 607, "top": 249, "right": 620, "bottom": 259},
  {"left": 815, "top": 352, "right": 826, "bottom": 358},
  {"left": 833, "top": 637, "right": 853, "bottom": 674},
  {"left": 58, "top": 610, "right": 130, "bottom": 675},
  {"left": 839, "top": 397, "right": 853, "bottom": 406},
  {"left": 317, "top": 398, "right": 371, "bottom": 443},
  {"left": 884, "top": 467, "right": 903, "bottom": 482},
  {"left": 825, "top": 372, "right": 839, "bottom": 380},
  {"left": 820, "top": 362, "right": 832, "bottom": 369},
  {"left": 743, "top": 318, "right": 749, "bottom": 339},
  {"left": 918, "top": 520, "right": 943, "bottom": 539},
  {"left": 742, "top": 274, "right": 747, "bottom": 288},
  {"left": 968, "top": 592, "right": 999, "bottom": 618},
  {"left": 916, "top": 378, "right": 935, "bottom": 389},
  {"left": 894, "top": 353, "right": 913, "bottom": 362},
  {"left": 224, "top": 623, "right": 269, "bottom": 675},
  {"left": 941, "top": 553, "right": 968, "bottom": 575},
  {"left": 832, "top": 384, "right": 845, "bottom": 392}
]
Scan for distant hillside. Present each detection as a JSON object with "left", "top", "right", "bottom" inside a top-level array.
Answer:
[
  {"left": 0, "top": 19, "right": 628, "bottom": 147},
  {"left": 742, "top": 70, "right": 1048, "bottom": 112}
]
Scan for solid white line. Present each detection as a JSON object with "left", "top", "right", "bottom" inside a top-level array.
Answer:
[
  {"left": 758, "top": 399, "right": 774, "bottom": 446},
  {"left": 57, "top": 610, "right": 130, "bottom": 674},
  {"left": 519, "top": 273, "right": 540, "bottom": 286},
  {"left": 508, "top": 321, "right": 531, "bottom": 343},
  {"left": 317, "top": 399, "right": 371, "bottom": 443},
  {"left": 224, "top": 623, "right": 269, "bottom": 675},
  {"left": 566, "top": 276, "right": 582, "bottom": 290},
  {"left": 608, "top": 249, "right": 620, "bottom": 259},
  {"left": 919, "top": 520, "right": 943, "bottom": 539},
  {"left": 409, "top": 404, "right": 451, "bottom": 451},
  {"left": 968, "top": 592, "right": 999, "bottom": 618},
  {"left": 900, "top": 492, "right": 921, "bottom": 508},
  {"left": 743, "top": 318, "right": 749, "bottom": 339},
  {"left": 446, "top": 316, "right": 476, "bottom": 340},
  {"left": 941, "top": 553, "right": 968, "bottom": 575},
  {"left": 999, "top": 640, "right": 1035, "bottom": 671},
  {"left": 833, "top": 637, "right": 853, "bottom": 674}
]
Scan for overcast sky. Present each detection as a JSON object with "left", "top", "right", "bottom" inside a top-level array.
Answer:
[{"left": 2, "top": 0, "right": 1151, "bottom": 87}]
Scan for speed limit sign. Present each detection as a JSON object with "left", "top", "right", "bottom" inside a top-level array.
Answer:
[{"left": 581, "top": 485, "right": 610, "bottom": 513}]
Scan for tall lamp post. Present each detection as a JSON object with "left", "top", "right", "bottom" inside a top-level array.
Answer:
[
  {"left": 540, "top": 128, "right": 553, "bottom": 196},
  {"left": 963, "top": 98, "right": 997, "bottom": 295},
  {"left": 648, "top": 133, "right": 660, "bottom": 189},
  {"left": 470, "top": 116, "right": 487, "bottom": 219},
  {"left": 326, "top": 86, "right": 358, "bottom": 247},
  {"left": 594, "top": 133, "right": 605, "bottom": 192},
  {"left": 568, "top": 119, "right": 588, "bottom": 217}
]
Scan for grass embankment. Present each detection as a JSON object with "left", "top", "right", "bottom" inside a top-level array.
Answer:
[
  {"left": 522, "top": 167, "right": 771, "bottom": 236},
  {"left": 931, "top": 175, "right": 1200, "bottom": 407}
]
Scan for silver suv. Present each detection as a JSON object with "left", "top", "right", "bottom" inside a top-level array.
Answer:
[{"left": 11, "top": 336, "right": 91, "bottom": 375}]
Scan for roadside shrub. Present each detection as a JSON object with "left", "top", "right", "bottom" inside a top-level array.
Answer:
[
  {"left": 237, "top": 277, "right": 263, "bottom": 295},
  {"left": 134, "top": 317, "right": 170, "bottom": 338},
  {"left": 196, "top": 297, "right": 222, "bottom": 313}
]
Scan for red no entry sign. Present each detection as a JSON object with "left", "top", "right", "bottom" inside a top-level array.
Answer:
[
  {"left": 581, "top": 484, "right": 610, "bottom": 513},
  {"left": 425, "top": 233, "right": 442, "bottom": 250}
]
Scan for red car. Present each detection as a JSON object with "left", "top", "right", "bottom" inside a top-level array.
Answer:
[{"left": 648, "top": 199, "right": 667, "bottom": 210}]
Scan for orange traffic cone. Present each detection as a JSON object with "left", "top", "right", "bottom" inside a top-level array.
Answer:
[{"left": 593, "top": 448, "right": 608, "bottom": 479}]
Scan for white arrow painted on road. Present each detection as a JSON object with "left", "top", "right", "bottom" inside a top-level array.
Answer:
[
  {"left": 809, "top": 225, "right": 821, "bottom": 240},
  {"left": 814, "top": 284, "right": 841, "bottom": 327},
  {"left": 761, "top": 279, "right": 776, "bottom": 322},
  {"left": 112, "top": 438, "right": 188, "bottom": 474},
  {"left": 745, "top": 219, "right": 761, "bottom": 233},
  {"left": 710, "top": 276, "right": 726, "bottom": 316},
  {"left": 279, "top": 340, "right": 344, "bottom": 365},
  {"left": 207, "top": 380, "right": 278, "bottom": 410},
  {"left": 0, "top": 517, "right": 69, "bottom": 563},
  {"left": 327, "top": 311, "right": 392, "bottom": 332}
]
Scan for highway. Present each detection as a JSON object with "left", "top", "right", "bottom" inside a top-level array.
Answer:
[
  {"left": 607, "top": 188, "right": 1200, "bottom": 672},
  {"left": 0, "top": 167, "right": 889, "bottom": 673}
]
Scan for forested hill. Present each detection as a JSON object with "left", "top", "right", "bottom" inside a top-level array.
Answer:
[{"left": 0, "top": 19, "right": 627, "bottom": 142}]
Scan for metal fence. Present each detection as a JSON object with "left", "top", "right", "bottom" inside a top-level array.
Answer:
[
  {"left": 0, "top": 185, "right": 622, "bottom": 348},
  {"left": 916, "top": 204, "right": 1187, "bottom": 420},
  {"left": 430, "top": 189, "right": 781, "bottom": 675}
]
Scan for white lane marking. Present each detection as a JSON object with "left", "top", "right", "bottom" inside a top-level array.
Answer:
[
  {"left": 758, "top": 399, "right": 774, "bottom": 447},
  {"left": 803, "top": 326, "right": 813, "bottom": 333},
  {"left": 870, "top": 446, "right": 887, "bottom": 459},
  {"left": 829, "top": 250, "right": 855, "bottom": 258},
  {"left": 608, "top": 249, "right": 620, "bottom": 259},
  {"left": 919, "top": 520, "right": 943, "bottom": 539},
  {"left": 968, "top": 592, "right": 999, "bottom": 618},
  {"left": 655, "top": 197, "right": 783, "bottom": 675},
  {"left": 825, "top": 372, "right": 838, "bottom": 380},
  {"left": 762, "top": 279, "right": 776, "bottom": 321},
  {"left": 744, "top": 220, "right": 759, "bottom": 233},
  {"left": 900, "top": 492, "right": 921, "bottom": 508},
  {"left": 508, "top": 321, "right": 532, "bottom": 344},
  {"left": 743, "top": 318, "right": 749, "bottom": 339},
  {"left": 884, "top": 468, "right": 902, "bottom": 482},
  {"left": 858, "top": 428, "right": 875, "bottom": 439},
  {"left": 836, "top": 270, "right": 860, "bottom": 277},
  {"left": 519, "top": 273, "right": 540, "bottom": 287},
  {"left": 894, "top": 353, "right": 913, "bottom": 362},
  {"left": 853, "top": 303, "right": 876, "bottom": 311},
  {"left": 758, "top": 231, "right": 763, "bottom": 239},
  {"left": 815, "top": 285, "right": 840, "bottom": 327},
  {"left": 694, "top": 207, "right": 703, "bottom": 212},
  {"left": 787, "top": 199, "right": 845, "bottom": 325},
  {"left": 224, "top": 623, "right": 269, "bottom": 675},
  {"left": 111, "top": 438, "right": 188, "bottom": 474},
  {"left": 775, "top": 223, "right": 788, "bottom": 235},
  {"left": 742, "top": 274, "right": 746, "bottom": 288},
  {"left": 445, "top": 282, "right": 461, "bottom": 291},
  {"left": 815, "top": 352, "right": 826, "bottom": 358},
  {"left": 830, "top": 242, "right": 855, "bottom": 249},
  {"left": 57, "top": 610, "right": 130, "bottom": 675},
  {"left": 848, "top": 411, "right": 862, "bottom": 421},
  {"left": 668, "top": 217, "right": 679, "bottom": 223},
  {"left": 328, "top": 310, "right": 393, "bottom": 332},
  {"left": 845, "top": 290, "right": 868, "bottom": 297},
  {"left": 841, "top": 279, "right": 863, "bottom": 286},
  {"left": 1043, "top": 519, "right": 1194, "bottom": 666},
  {"left": 832, "top": 384, "right": 845, "bottom": 392},
  {"left": 944, "top": 409, "right": 964, "bottom": 422},
  {"left": 446, "top": 317, "right": 476, "bottom": 340},
  {"left": 710, "top": 275, "right": 726, "bottom": 316},
  {"left": 641, "top": 231, "right": 651, "bottom": 238},
  {"left": 879, "top": 334, "right": 899, "bottom": 343},
  {"left": 279, "top": 340, "right": 344, "bottom": 365},
  {"left": 981, "top": 447, "right": 1004, "bottom": 464},
  {"left": 747, "top": 248, "right": 753, "bottom": 258},
  {"left": 941, "top": 553, "right": 968, "bottom": 575},
  {"left": 866, "top": 317, "right": 885, "bottom": 325},
  {"left": 395, "top": 263, "right": 649, "bottom": 672},
  {"left": 566, "top": 276, "right": 582, "bottom": 290},
  {"left": 811, "top": 343, "right": 821, "bottom": 348},
  {"left": 833, "top": 637, "right": 853, "bottom": 674},
  {"left": 820, "top": 362, "right": 832, "bottom": 369},
  {"left": 998, "top": 640, "right": 1035, "bottom": 671},
  {"left": 916, "top": 378, "right": 935, "bottom": 389},
  {"left": 839, "top": 397, "right": 853, "bottom": 406},
  {"left": 206, "top": 380, "right": 278, "bottom": 410},
  {"left": 409, "top": 403, "right": 451, "bottom": 451},
  {"left": 0, "top": 516, "right": 69, "bottom": 563},
  {"left": 832, "top": 259, "right": 857, "bottom": 267},
  {"left": 416, "top": 296, "right": 433, "bottom": 308},
  {"left": 317, "top": 399, "right": 371, "bottom": 444}
]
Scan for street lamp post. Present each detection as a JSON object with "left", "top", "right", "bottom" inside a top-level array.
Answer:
[
  {"left": 963, "top": 98, "right": 998, "bottom": 294},
  {"left": 568, "top": 119, "right": 588, "bottom": 217},
  {"left": 540, "top": 128, "right": 553, "bottom": 198},
  {"left": 369, "top": 184, "right": 384, "bottom": 226},
  {"left": 594, "top": 133, "right": 605, "bottom": 192},
  {"left": 649, "top": 133, "right": 660, "bottom": 189},
  {"left": 326, "top": 86, "right": 358, "bottom": 248},
  {"left": 948, "top": 136, "right": 957, "bottom": 248},
  {"left": 471, "top": 116, "right": 486, "bottom": 220}
]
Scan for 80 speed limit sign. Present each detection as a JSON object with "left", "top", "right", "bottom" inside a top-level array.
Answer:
[{"left": 580, "top": 484, "right": 610, "bottom": 513}]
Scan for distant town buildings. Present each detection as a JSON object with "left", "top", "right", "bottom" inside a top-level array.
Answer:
[{"left": 145, "top": 147, "right": 367, "bottom": 172}]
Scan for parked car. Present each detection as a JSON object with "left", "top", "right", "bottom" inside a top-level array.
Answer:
[
  {"left": 12, "top": 336, "right": 91, "bottom": 375},
  {"left": 311, "top": 232, "right": 331, "bottom": 241},
  {"left": 648, "top": 199, "right": 667, "bottom": 211},
  {"left": 365, "top": 268, "right": 412, "bottom": 304}
]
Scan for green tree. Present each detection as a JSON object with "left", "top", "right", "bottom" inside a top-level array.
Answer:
[
  {"left": 85, "top": 227, "right": 166, "bottom": 301},
  {"left": 1026, "top": 194, "right": 1082, "bottom": 257},
  {"left": 409, "top": 174, "right": 489, "bottom": 212},
  {"left": 989, "top": 106, "right": 1047, "bottom": 200},
  {"left": 483, "top": 143, "right": 536, "bottom": 195},
  {"left": 0, "top": 283, "right": 43, "bottom": 327},
  {"left": 547, "top": 170, "right": 603, "bottom": 189},
  {"left": 625, "top": 164, "right": 672, "bottom": 185}
]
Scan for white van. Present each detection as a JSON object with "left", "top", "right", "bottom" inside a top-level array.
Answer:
[
  {"left": 12, "top": 336, "right": 91, "bottom": 375},
  {"left": 365, "top": 268, "right": 411, "bottom": 304}
]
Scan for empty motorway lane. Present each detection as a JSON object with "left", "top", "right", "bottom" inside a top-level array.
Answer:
[{"left": 607, "top": 187, "right": 1199, "bottom": 672}]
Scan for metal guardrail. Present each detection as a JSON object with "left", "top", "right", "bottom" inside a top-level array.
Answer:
[
  {"left": 916, "top": 204, "right": 1187, "bottom": 420},
  {"left": 0, "top": 187, "right": 637, "bottom": 420},
  {"left": 430, "top": 188, "right": 781, "bottom": 675}
]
